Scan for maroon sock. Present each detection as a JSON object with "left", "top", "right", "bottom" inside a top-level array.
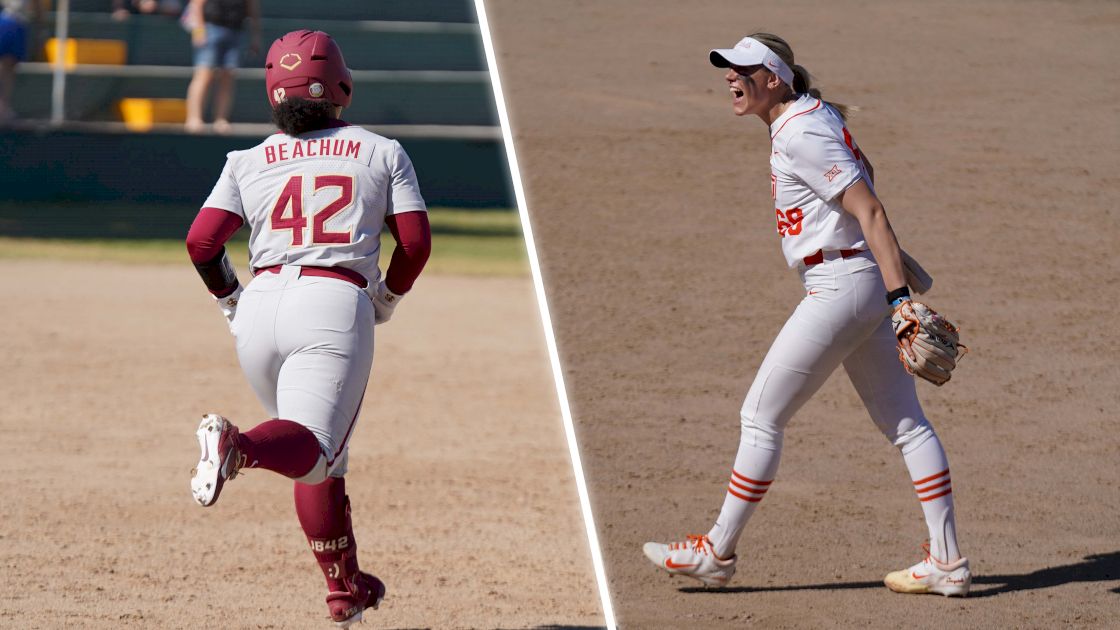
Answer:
[
  {"left": 238, "top": 419, "right": 321, "bottom": 478},
  {"left": 294, "top": 477, "right": 359, "bottom": 592}
]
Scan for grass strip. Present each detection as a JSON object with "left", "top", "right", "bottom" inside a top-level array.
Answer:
[{"left": 0, "top": 209, "right": 528, "bottom": 277}]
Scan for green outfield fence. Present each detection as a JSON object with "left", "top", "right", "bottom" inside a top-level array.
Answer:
[{"left": 0, "top": 124, "right": 512, "bottom": 208}]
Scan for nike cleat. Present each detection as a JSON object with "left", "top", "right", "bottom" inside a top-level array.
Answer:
[
  {"left": 190, "top": 413, "right": 244, "bottom": 507},
  {"left": 643, "top": 534, "right": 736, "bottom": 587},
  {"left": 328, "top": 571, "right": 386, "bottom": 628},
  {"left": 884, "top": 544, "right": 971, "bottom": 596}
]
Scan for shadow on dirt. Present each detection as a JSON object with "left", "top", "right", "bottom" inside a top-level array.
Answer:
[
  {"left": 527, "top": 626, "right": 608, "bottom": 629},
  {"left": 679, "top": 580, "right": 882, "bottom": 595},
  {"left": 968, "top": 551, "right": 1120, "bottom": 598},
  {"left": 678, "top": 551, "right": 1120, "bottom": 598}
]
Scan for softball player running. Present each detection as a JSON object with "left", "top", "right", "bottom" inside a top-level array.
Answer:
[
  {"left": 643, "top": 33, "right": 971, "bottom": 596},
  {"left": 184, "top": 30, "right": 431, "bottom": 626}
]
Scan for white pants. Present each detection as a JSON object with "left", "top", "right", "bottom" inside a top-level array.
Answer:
[
  {"left": 231, "top": 265, "right": 375, "bottom": 480},
  {"left": 741, "top": 252, "right": 933, "bottom": 453},
  {"left": 708, "top": 252, "right": 956, "bottom": 561}
]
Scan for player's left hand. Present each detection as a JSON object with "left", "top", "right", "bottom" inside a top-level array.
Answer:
[
  {"left": 372, "top": 281, "right": 403, "bottom": 325},
  {"left": 214, "top": 285, "right": 243, "bottom": 332},
  {"left": 890, "top": 300, "right": 966, "bottom": 386}
]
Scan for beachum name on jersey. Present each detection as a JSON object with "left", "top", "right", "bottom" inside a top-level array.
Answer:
[{"left": 265, "top": 138, "right": 363, "bottom": 164}]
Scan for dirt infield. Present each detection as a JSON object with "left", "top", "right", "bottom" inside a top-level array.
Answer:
[
  {"left": 488, "top": 0, "right": 1120, "bottom": 627},
  {"left": 0, "top": 261, "right": 602, "bottom": 629}
]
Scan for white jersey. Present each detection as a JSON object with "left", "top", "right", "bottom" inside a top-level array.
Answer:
[
  {"left": 202, "top": 123, "right": 427, "bottom": 286},
  {"left": 769, "top": 94, "right": 873, "bottom": 268}
]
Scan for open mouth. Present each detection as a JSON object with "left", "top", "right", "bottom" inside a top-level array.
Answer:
[{"left": 730, "top": 86, "right": 745, "bottom": 103}]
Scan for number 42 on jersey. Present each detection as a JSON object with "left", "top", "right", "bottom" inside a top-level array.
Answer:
[{"left": 270, "top": 175, "right": 356, "bottom": 246}]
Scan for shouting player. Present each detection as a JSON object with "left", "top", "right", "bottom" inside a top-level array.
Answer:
[
  {"left": 642, "top": 33, "right": 971, "bottom": 596},
  {"left": 185, "top": 30, "right": 431, "bottom": 626}
]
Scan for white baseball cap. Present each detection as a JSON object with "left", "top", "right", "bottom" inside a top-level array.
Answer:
[{"left": 710, "top": 37, "right": 795, "bottom": 87}]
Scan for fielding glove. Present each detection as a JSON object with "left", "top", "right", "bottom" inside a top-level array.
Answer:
[{"left": 891, "top": 300, "right": 967, "bottom": 386}]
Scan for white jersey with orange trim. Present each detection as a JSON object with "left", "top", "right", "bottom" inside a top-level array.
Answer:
[
  {"left": 646, "top": 45, "right": 967, "bottom": 585},
  {"left": 202, "top": 123, "right": 427, "bottom": 286},
  {"left": 769, "top": 94, "right": 873, "bottom": 268},
  {"left": 688, "top": 97, "right": 962, "bottom": 576}
]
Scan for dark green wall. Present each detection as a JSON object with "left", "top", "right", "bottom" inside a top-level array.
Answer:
[{"left": 0, "top": 128, "right": 513, "bottom": 210}]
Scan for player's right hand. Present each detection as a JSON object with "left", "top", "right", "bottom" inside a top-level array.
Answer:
[
  {"left": 372, "top": 281, "right": 402, "bottom": 325},
  {"left": 214, "top": 284, "right": 243, "bottom": 332}
]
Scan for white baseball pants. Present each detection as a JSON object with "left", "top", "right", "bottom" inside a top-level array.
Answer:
[
  {"left": 708, "top": 252, "right": 960, "bottom": 563},
  {"left": 741, "top": 252, "right": 933, "bottom": 453},
  {"left": 231, "top": 265, "right": 375, "bottom": 482}
]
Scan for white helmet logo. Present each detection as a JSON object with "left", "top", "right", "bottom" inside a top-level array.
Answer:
[
  {"left": 279, "top": 53, "right": 302, "bottom": 71},
  {"left": 273, "top": 87, "right": 286, "bottom": 102},
  {"left": 309, "top": 82, "right": 325, "bottom": 98}
]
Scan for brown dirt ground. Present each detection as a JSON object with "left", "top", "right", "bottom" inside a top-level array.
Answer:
[
  {"left": 488, "top": 0, "right": 1120, "bottom": 628},
  {"left": 0, "top": 261, "right": 603, "bottom": 629}
]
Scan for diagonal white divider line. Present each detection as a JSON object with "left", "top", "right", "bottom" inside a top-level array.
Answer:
[{"left": 473, "top": 1, "right": 617, "bottom": 628}]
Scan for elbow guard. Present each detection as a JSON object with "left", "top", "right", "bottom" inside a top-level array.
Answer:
[{"left": 193, "top": 246, "right": 240, "bottom": 297}]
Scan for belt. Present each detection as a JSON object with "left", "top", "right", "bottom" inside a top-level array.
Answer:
[
  {"left": 255, "top": 265, "right": 368, "bottom": 289},
  {"left": 802, "top": 248, "right": 864, "bottom": 266}
]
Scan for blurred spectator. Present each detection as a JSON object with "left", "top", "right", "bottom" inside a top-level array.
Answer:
[
  {"left": 111, "top": 0, "right": 183, "bottom": 21},
  {"left": 0, "top": 0, "right": 41, "bottom": 124},
  {"left": 184, "top": 0, "right": 259, "bottom": 133}
]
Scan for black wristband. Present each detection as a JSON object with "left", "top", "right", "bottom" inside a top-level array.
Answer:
[
  {"left": 193, "top": 246, "right": 239, "bottom": 295},
  {"left": 885, "top": 286, "right": 911, "bottom": 305}
]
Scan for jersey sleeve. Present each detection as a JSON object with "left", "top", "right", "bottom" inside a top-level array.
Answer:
[
  {"left": 385, "top": 140, "right": 427, "bottom": 216},
  {"left": 786, "top": 129, "right": 864, "bottom": 203},
  {"left": 201, "top": 156, "right": 245, "bottom": 219},
  {"left": 384, "top": 211, "right": 432, "bottom": 295}
]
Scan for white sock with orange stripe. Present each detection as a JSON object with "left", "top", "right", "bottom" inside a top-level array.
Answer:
[
  {"left": 706, "top": 440, "right": 779, "bottom": 560},
  {"left": 902, "top": 433, "right": 961, "bottom": 563}
]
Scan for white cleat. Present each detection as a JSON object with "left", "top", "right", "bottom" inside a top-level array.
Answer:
[
  {"left": 190, "top": 414, "right": 243, "bottom": 507},
  {"left": 884, "top": 547, "right": 971, "bottom": 596},
  {"left": 643, "top": 534, "right": 736, "bottom": 587}
]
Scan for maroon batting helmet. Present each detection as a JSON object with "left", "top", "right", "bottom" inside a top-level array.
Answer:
[{"left": 265, "top": 30, "right": 353, "bottom": 109}]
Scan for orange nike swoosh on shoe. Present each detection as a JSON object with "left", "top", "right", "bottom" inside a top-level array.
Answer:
[
  {"left": 665, "top": 560, "right": 699, "bottom": 569},
  {"left": 911, "top": 572, "right": 929, "bottom": 580}
]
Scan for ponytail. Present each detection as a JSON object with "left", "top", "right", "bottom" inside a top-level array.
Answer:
[{"left": 750, "top": 32, "right": 856, "bottom": 121}]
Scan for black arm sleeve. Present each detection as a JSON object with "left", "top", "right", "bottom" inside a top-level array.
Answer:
[{"left": 193, "top": 247, "right": 240, "bottom": 297}]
